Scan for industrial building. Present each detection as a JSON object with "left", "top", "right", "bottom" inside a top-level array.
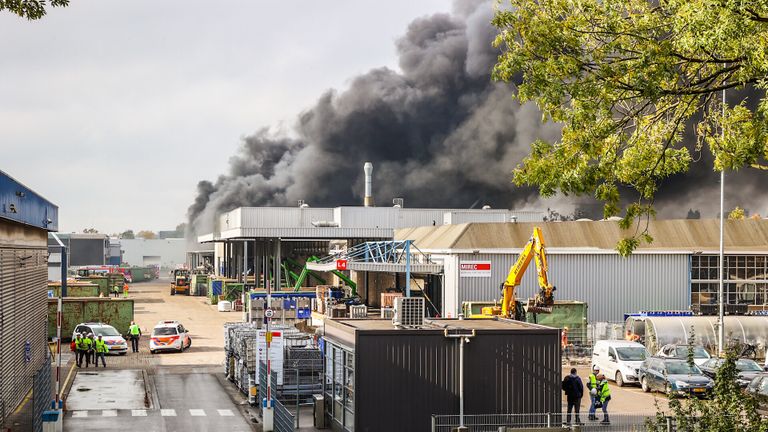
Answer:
[
  {"left": 322, "top": 317, "right": 561, "bottom": 432},
  {"left": 396, "top": 219, "right": 768, "bottom": 322},
  {"left": 120, "top": 237, "right": 187, "bottom": 270},
  {"left": 47, "top": 233, "right": 110, "bottom": 280},
  {"left": 0, "top": 170, "right": 57, "bottom": 429}
]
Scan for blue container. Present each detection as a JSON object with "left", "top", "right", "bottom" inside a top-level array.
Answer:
[{"left": 211, "top": 280, "right": 223, "bottom": 296}]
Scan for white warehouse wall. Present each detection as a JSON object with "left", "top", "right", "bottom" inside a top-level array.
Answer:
[{"left": 120, "top": 238, "right": 186, "bottom": 269}]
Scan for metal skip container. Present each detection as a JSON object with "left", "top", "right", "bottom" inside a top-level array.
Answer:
[{"left": 47, "top": 298, "right": 135, "bottom": 339}]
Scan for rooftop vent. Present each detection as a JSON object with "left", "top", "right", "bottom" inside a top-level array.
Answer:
[{"left": 393, "top": 198, "right": 404, "bottom": 208}]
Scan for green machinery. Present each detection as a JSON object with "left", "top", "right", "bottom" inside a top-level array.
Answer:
[{"left": 286, "top": 256, "right": 356, "bottom": 294}]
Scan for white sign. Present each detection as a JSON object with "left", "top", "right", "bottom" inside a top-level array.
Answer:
[
  {"left": 264, "top": 308, "right": 274, "bottom": 318},
  {"left": 255, "top": 330, "right": 285, "bottom": 384},
  {"left": 460, "top": 261, "right": 492, "bottom": 278}
]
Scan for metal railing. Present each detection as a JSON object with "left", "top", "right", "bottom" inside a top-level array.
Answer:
[
  {"left": 431, "top": 412, "right": 671, "bottom": 432},
  {"left": 273, "top": 398, "right": 295, "bottom": 432}
]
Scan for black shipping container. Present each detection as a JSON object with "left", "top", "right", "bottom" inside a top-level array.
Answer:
[{"left": 323, "top": 318, "right": 561, "bottom": 432}]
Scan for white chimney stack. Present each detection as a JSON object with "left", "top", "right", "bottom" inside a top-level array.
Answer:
[{"left": 364, "top": 161, "right": 374, "bottom": 207}]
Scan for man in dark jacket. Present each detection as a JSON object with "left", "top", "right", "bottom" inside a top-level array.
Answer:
[{"left": 562, "top": 368, "right": 584, "bottom": 425}]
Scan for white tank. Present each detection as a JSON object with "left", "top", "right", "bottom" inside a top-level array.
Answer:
[{"left": 218, "top": 300, "right": 233, "bottom": 312}]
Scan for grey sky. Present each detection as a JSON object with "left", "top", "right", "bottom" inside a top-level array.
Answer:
[{"left": 1, "top": 0, "right": 449, "bottom": 234}]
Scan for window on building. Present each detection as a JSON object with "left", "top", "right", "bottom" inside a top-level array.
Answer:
[{"left": 690, "top": 255, "right": 768, "bottom": 311}]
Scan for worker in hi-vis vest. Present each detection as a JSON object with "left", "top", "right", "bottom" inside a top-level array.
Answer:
[
  {"left": 94, "top": 335, "right": 109, "bottom": 367},
  {"left": 128, "top": 321, "right": 141, "bottom": 353}
]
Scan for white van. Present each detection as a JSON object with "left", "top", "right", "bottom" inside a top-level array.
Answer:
[{"left": 591, "top": 340, "right": 649, "bottom": 386}]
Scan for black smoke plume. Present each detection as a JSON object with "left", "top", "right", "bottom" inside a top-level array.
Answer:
[{"left": 188, "top": 0, "right": 768, "bottom": 237}]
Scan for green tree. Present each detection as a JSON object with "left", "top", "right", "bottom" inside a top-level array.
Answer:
[
  {"left": 493, "top": 0, "right": 768, "bottom": 255},
  {"left": 1, "top": 0, "right": 69, "bottom": 20},
  {"left": 82, "top": 228, "right": 99, "bottom": 234},
  {"left": 729, "top": 206, "right": 746, "bottom": 220},
  {"left": 645, "top": 349, "right": 767, "bottom": 432},
  {"left": 120, "top": 230, "right": 135, "bottom": 239}
]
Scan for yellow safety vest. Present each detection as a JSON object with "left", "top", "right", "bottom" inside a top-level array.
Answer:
[
  {"left": 83, "top": 338, "right": 93, "bottom": 350},
  {"left": 129, "top": 324, "right": 140, "bottom": 336},
  {"left": 95, "top": 340, "right": 109, "bottom": 353},
  {"left": 75, "top": 338, "right": 85, "bottom": 350}
]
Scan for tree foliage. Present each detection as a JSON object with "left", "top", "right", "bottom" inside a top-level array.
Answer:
[
  {"left": 728, "top": 206, "right": 746, "bottom": 220},
  {"left": 646, "top": 349, "right": 767, "bottom": 432},
  {"left": 136, "top": 230, "right": 156, "bottom": 240},
  {"left": 492, "top": 0, "right": 768, "bottom": 255},
  {"left": 120, "top": 230, "right": 135, "bottom": 239},
  {"left": 0, "top": 0, "right": 69, "bottom": 20}
]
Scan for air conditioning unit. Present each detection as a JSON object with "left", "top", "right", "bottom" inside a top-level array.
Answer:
[
  {"left": 349, "top": 305, "right": 367, "bottom": 319},
  {"left": 393, "top": 297, "right": 424, "bottom": 328}
]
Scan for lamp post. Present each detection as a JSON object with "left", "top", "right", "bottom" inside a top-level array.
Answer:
[{"left": 718, "top": 88, "right": 726, "bottom": 357}]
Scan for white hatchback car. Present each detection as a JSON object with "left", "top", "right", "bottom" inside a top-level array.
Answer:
[
  {"left": 149, "top": 320, "right": 192, "bottom": 354},
  {"left": 72, "top": 322, "right": 128, "bottom": 355}
]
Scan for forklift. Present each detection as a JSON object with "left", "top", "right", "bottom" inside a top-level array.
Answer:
[{"left": 171, "top": 269, "right": 190, "bottom": 295}]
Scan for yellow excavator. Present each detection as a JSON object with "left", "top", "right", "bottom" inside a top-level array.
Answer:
[{"left": 474, "top": 227, "right": 556, "bottom": 320}]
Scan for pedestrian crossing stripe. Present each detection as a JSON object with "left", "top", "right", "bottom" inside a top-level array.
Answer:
[
  {"left": 189, "top": 409, "right": 206, "bottom": 416},
  {"left": 217, "top": 409, "right": 233, "bottom": 416},
  {"left": 161, "top": 409, "right": 176, "bottom": 416},
  {"left": 72, "top": 411, "right": 88, "bottom": 418},
  {"left": 102, "top": 410, "right": 117, "bottom": 417},
  {"left": 132, "top": 410, "right": 147, "bottom": 417},
  {"left": 67, "top": 409, "right": 240, "bottom": 417}
]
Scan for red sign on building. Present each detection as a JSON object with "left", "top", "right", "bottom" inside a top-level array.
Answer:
[{"left": 336, "top": 259, "right": 348, "bottom": 271}]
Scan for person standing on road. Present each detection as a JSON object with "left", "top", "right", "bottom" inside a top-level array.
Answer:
[
  {"left": 94, "top": 335, "right": 109, "bottom": 367},
  {"left": 75, "top": 333, "right": 87, "bottom": 368},
  {"left": 82, "top": 333, "right": 94, "bottom": 368},
  {"left": 587, "top": 365, "right": 599, "bottom": 420},
  {"left": 561, "top": 367, "right": 584, "bottom": 425},
  {"left": 596, "top": 373, "right": 611, "bottom": 425},
  {"left": 128, "top": 321, "right": 141, "bottom": 353}
]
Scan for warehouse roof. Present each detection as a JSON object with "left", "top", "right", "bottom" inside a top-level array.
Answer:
[
  {"left": 328, "top": 317, "right": 551, "bottom": 332},
  {"left": 395, "top": 219, "right": 768, "bottom": 253},
  {"left": 1, "top": 170, "right": 58, "bottom": 231}
]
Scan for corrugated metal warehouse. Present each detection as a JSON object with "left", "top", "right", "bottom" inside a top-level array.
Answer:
[
  {"left": 0, "top": 170, "right": 58, "bottom": 428},
  {"left": 396, "top": 219, "right": 768, "bottom": 323},
  {"left": 322, "top": 318, "right": 561, "bottom": 432}
]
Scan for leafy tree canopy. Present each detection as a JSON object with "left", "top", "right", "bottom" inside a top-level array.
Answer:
[
  {"left": 1, "top": 0, "right": 69, "bottom": 20},
  {"left": 136, "top": 230, "right": 157, "bottom": 240},
  {"left": 728, "top": 206, "right": 746, "bottom": 220},
  {"left": 120, "top": 230, "right": 135, "bottom": 239},
  {"left": 493, "top": 0, "right": 768, "bottom": 255}
]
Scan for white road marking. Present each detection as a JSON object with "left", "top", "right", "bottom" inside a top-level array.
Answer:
[
  {"left": 102, "top": 410, "right": 118, "bottom": 417},
  {"left": 72, "top": 411, "right": 88, "bottom": 418},
  {"left": 161, "top": 409, "right": 177, "bottom": 416},
  {"left": 217, "top": 409, "right": 234, "bottom": 416},
  {"left": 189, "top": 409, "right": 206, "bottom": 416},
  {"left": 131, "top": 409, "right": 147, "bottom": 417}
]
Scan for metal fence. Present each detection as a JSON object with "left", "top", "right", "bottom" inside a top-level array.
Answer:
[
  {"left": 431, "top": 413, "right": 670, "bottom": 432},
  {"left": 31, "top": 355, "right": 52, "bottom": 432},
  {"left": 274, "top": 398, "right": 295, "bottom": 432}
]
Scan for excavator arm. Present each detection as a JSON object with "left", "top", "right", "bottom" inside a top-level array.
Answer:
[{"left": 482, "top": 226, "right": 556, "bottom": 320}]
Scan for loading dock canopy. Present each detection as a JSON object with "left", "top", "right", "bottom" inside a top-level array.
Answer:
[{"left": 305, "top": 240, "right": 443, "bottom": 274}]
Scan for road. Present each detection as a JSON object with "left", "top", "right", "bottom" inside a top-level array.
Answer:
[{"left": 63, "top": 279, "right": 257, "bottom": 431}]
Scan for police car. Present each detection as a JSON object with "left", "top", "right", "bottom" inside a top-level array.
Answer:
[
  {"left": 149, "top": 320, "right": 192, "bottom": 354},
  {"left": 72, "top": 322, "right": 128, "bottom": 355}
]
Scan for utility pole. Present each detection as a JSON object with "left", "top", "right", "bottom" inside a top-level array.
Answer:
[{"left": 718, "top": 87, "right": 726, "bottom": 357}]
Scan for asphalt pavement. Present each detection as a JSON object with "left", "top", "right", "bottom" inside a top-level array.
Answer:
[{"left": 64, "top": 370, "right": 254, "bottom": 431}]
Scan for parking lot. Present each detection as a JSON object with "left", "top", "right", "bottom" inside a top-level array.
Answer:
[{"left": 563, "top": 364, "right": 671, "bottom": 414}]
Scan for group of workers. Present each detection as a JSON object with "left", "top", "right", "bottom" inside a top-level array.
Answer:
[
  {"left": 73, "top": 333, "right": 110, "bottom": 368},
  {"left": 72, "top": 321, "right": 142, "bottom": 368},
  {"left": 561, "top": 365, "right": 611, "bottom": 425}
]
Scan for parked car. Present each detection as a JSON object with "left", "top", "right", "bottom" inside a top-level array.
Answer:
[
  {"left": 699, "top": 358, "right": 764, "bottom": 387},
  {"left": 656, "top": 344, "right": 712, "bottom": 366},
  {"left": 639, "top": 357, "right": 713, "bottom": 397},
  {"left": 149, "top": 320, "right": 191, "bottom": 354},
  {"left": 592, "top": 340, "right": 650, "bottom": 386},
  {"left": 72, "top": 322, "right": 128, "bottom": 355},
  {"left": 746, "top": 373, "right": 768, "bottom": 416}
]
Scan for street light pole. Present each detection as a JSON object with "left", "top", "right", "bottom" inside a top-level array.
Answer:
[{"left": 718, "top": 88, "right": 726, "bottom": 357}]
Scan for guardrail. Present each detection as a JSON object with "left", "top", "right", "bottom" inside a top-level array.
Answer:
[{"left": 431, "top": 412, "right": 671, "bottom": 432}]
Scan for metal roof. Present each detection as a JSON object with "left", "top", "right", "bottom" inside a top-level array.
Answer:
[
  {"left": 395, "top": 219, "right": 768, "bottom": 253},
  {"left": 0, "top": 170, "right": 58, "bottom": 231}
]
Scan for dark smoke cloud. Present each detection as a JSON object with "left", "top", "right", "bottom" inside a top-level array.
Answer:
[
  {"left": 188, "top": 0, "right": 768, "bottom": 237},
  {"left": 188, "top": 0, "right": 563, "bottom": 235}
]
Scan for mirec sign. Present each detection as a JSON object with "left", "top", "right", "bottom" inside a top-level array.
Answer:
[{"left": 459, "top": 261, "right": 491, "bottom": 278}]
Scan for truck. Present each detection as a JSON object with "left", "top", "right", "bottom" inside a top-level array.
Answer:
[{"left": 171, "top": 269, "right": 190, "bottom": 295}]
